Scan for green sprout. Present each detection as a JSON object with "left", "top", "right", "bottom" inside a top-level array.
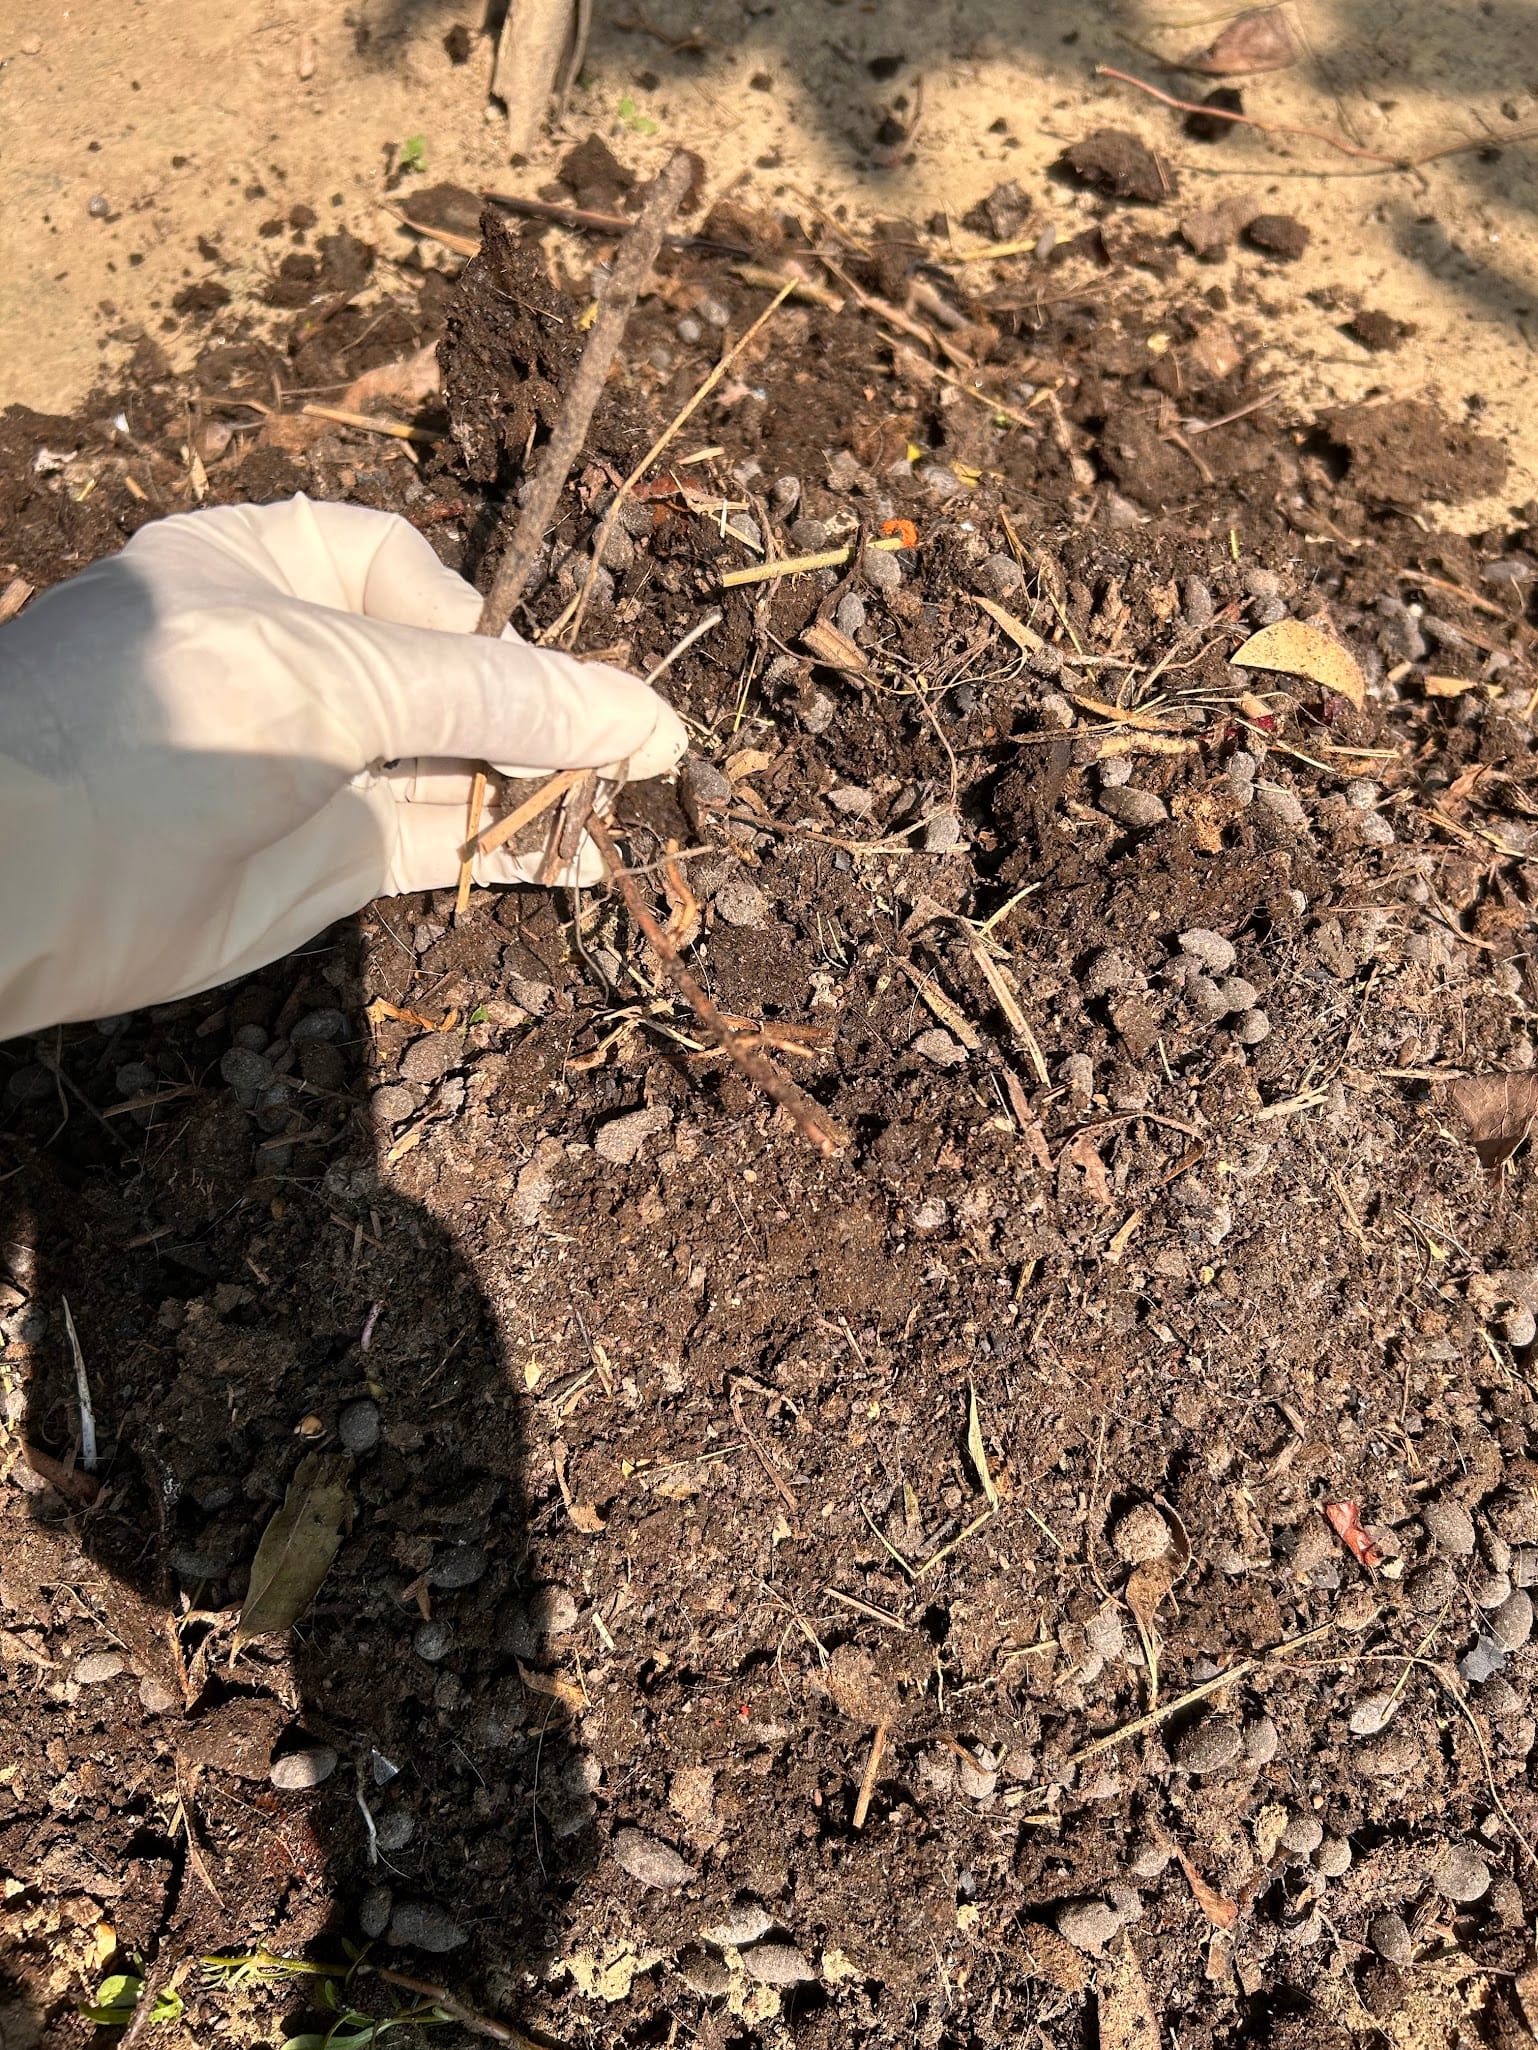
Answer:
[
  {"left": 80, "top": 1972, "right": 184, "bottom": 2030},
  {"left": 398, "top": 134, "right": 427, "bottom": 173},
  {"left": 199, "top": 1951, "right": 452, "bottom": 2050},
  {"left": 616, "top": 95, "right": 658, "bottom": 136}
]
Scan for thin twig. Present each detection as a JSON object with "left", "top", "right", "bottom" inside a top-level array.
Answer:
[
  {"left": 1095, "top": 65, "right": 1538, "bottom": 170},
  {"left": 563, "top": 278, "right": 796, "bottom": 648},
  {"left": 454, "top": 769, "right": 488, "bottom": 920},
  {"left": 853, "top": 1721, "right": 890, "bottom": 1829},
  {"left": 585, "top": 811, "right": 845, "bottom": 1156},
  {"left": 368, "top": 1966, "right": 539, "bottom": 2049},
  {"left": 720, "top": 535, "right": 906, "bottom": 589},
  {"left": 476, "top": 152, "right": 693, "bottom": 638},
  {"left": 300, "top": 404, "right": 438, "bottom": 442},
  {"left": 483, "top": 188, "right": 754, "bottom": 257},
  {"left": 468, "top": 766, "right": 584, "bottom": 861},
  {"left": 644, "top": 608, "right": 722, "bottom": 685}
]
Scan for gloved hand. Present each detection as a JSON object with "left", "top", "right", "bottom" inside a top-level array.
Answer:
[{"left": 0, "top": 494, "right": 687, "bottom": 1040}]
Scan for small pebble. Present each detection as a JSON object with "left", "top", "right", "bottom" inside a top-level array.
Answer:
[
  {"left": 338, "top": 1400, "right": 381, "bottom": 1453},
  {"left": 678, "top": 1950, "right": 732, "bottom": 1996},
  {"left": 389, "top": 1901, "right": 467, "bottom": 1953},
  {"left": 372, "top": 1083, "right": 416, "bottom": 1126},
  {"left": 375, "top": 1807, "right": 417, "bottom": 1852},
  {"left": 1256, "top": 782, "right": 1308, "bottom": 829},
  {"left": 1315, "top": 1835, "right": 1353, "bottom": 1878},
  {"left": 1217, "top": 975, "right": 1259, "bottom": 1011},
  {"left": 1459, "top": 1635, "right": 1508, "bottom": 1685},
  {"left": 1243, "top": 568, "right": 1282, "bottom": 599},
  {"left": 912, "top": 1198, "right": 948, "bottom": 1232},
  {"left": 1228, "top": 749, "right": 1259, "bottom": 784},
  {"left": 913, "top": 1029, "right": 967, "bottom": 1068},
  {"left": 1128, "top": 1838, "right": 1172, "bottom": 1880},
  {"left": 956, "top": 1748, "right": 998, "bottom": 1800},
  {"left": 1280, "top": 1813, "right": 1324, "bottom": 1855},
  {"left": 789, "top": 518, "right": 830, "bottom": 551},
  {"left": 1176, "top": 1718, "right": 1242, "bottom": 1774},
  {"left": 18, "top": 33, "right": 42, "bottom": 53},
  {"left": 799, "top": 691, "right": 835, "bottom": 735},
  {"left": 220, "top": 1045, "right": 273, "bottom": 1100},
  {"left": 1432, "top": 1843, "right": 1492, "bottom": 1904},
  {"left": 676, "top": 315, "right": 703, "bottom": 343},
  {"left": 702, "top": 1902, "right": 773, "bottom": 1948},
  {"left": 1360, "top": 812, "right": 1395, "bottom": 847},
  {"left": 827, "top": 785, "right": 874, "bottom": 816},
  {"left": 975, "top": 551, "right": 1024, "bottom": 599},
  {"left": 1344, "top": 780, "right": 1378, "bottom": 811},
  {"left": 1111, "top": 1502, "right": 1171, "bottom": 1564},
  {"left": 428, "top": 1545, "right": 488, "bottom": 1590},
  {"left": 595, "top": 1105, "right": 672, "bottom": 1165},
  {"left": 1098, "top": 756, "right": 1133, "bottom": 789},
  {"left": 834, "top": 592, "right": 867, "bottom": 638},
  {"left": 1491, "top": 1588, "right": 1534, "bottom": 1650},
  {"left": 139, "top": 1676, "right": 179, "bottom": 1714},
  {"left": 613, "top": 1828, "right": 696, "bottom": 1891},
  {"left": 1235, "top": 1008, "right": 1271, "bottom": 1046},
  {"left": 292, "top": 1008, "right": 346, "bottom": 1043},
  {"left": 413, "top": 1619, "right": 452, "bottom": 1664},
  {"left": 1242, "top": 1715, "right": 1279, "bottom": 1766},
  {"left": 1511, "top": 1547, "right": 1538, "bottom": 1589},
  {"left": 743, "top": 1943, "right": 815, "bottom": 1987},
  {"left": 771, "top": 476, "right": 801, "bottom": 515},
  {"left": 1369, "top": 1910, "right": 1413, "bottom": 1967},
  {"left": 922, "top": 812, "right": 963, "bottom": 853},
  {"left": 1350, "top": 1689, "right": 1401, "bottom": 1739},
  {"left": 1503, "top": 1306, "right": 1537, "bottom": 1348},
  {"left": 529, "top": 1585, "right": 579, "bottom": 1637},
  {"left": 1099, "top": 787, "right": 1167, "bottom": 830},
  {"left": 1183, "top": 576, "right": 1214, "bottom": 629},
  {"left": 1178, "top": 928, "right": 1236, "bottom": 976},
  {"left": 271, "top": 1746, "right": 339, "bottom": 1791},
  {"left": 1251, "top": 595, "right": 1289, "bottom": 626},
  {"left": 1056, "top": 1899, "right": 1120, "bottom": 1956},
  {"left": 87, "top": 193, "right": 110, "bottom": 218},
  {"left": 359, "top": 1887, "right": 393, "bottom": 1939},
  {"left": 1186, "top": 974, "right": 1229, "bottom": 1022},
  {"left": 917, "top": 463, "right": 963, "bottom": 501},
  {"left": 1421, "top": 1499, "right": 1476, "bottom": 1555},
  {"left": 714, "top": 875, "right": 767, "bottom": 928},
  {"left": 74, "top": 1651, "right": 126, "bottom": 1686},
  {"left": 1060, "top": 1053, "right": 1094, "bottom": 1099},
  {"left": 400, "top": 1034, "right": 457, "bottom": 1085},
  {"left": 1474, "top": 1571, "right": 1512, "bottom": 1610}
]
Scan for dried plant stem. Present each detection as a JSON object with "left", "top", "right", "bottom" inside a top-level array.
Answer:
[
  {"left": 454, "top": 768, "right": 487, "bottom": 919},
  {"left": 563, "top": 277, "right": 796, "bottom": 648},
  {"left": 853, "top": 1721, "right": 889, "bottom": 1829},
  {"left": 476, "top": 151, "right": 693, "bottom": 638},
  {"left": 1095, "top": 64, "right": 1538, "bottom": 171},
  {"left": 369, "top": 1966, "right": 540, "bottom": 2049},
  {"left": 585, "top": 811, "right": 845, "bottom": 1156}
]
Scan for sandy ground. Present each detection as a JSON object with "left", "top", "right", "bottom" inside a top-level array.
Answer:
[{"left": 4, "top": 0, "right": 1536, "bottom": 533}]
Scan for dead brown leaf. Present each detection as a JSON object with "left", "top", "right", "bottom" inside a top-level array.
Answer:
[
  {"left": 517, "top": 1659, "right": 587, "bottom": 1712},
  {"left": 1066, "top": 1128, "right": 1113, "bottom": 1205},
  {"left": 1232, "top": 619, "right": 1365, "bottom": 711},
  {"left": 1018, "top": 1920, "right": 1089, "bottom": 1995},
  {"left": 553, "top": 1440, "right": 607, "bottom": 1533},
  {"left": 1098, "top": 1934, "right": 1162, "bottom": 2050},
  {"left": 1182, "top": 5, "right": 1295, "bottom": 74},
  {"left": 1124, "top": 1500, "right": 1191, "bottom": 1703},
  {"left": 1449, "top": 1072, "right": 1538, "bottom": 1170},
  {"left": 341, "top": 341, "right": 441, "bottom": 413},
  {"left": 234, "top": 1453, "right": 353, "bottom": 1652},
  {"left": 1173, "top": 1843, "right": 1240, "bottom": 1929}
]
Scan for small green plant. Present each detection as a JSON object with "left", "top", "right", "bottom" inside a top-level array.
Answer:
[
  {"left": 616, "top": 95, "right": 658, "bottom": 136},
  {"left": 80, "top": 1972, "right": 184, "bottom": 2029},
  {"left": 398, "top": 134, "right": 427, "bottom": 173},
  {"left": 200, "top": 1952, "right": 451, "bottom": 2050},
  {"left": 468, "top": 1003, "right": 489, "bottom": 1024}
]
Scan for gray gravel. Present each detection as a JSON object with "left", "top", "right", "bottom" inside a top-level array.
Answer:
[
  {"left": 1178, "top": 928, "right": 1236, "bottom": 975},
  {"left": 412, "top": 1619, "right": 452, "bottom": 1663},
  {"left": 1421, "top": 1498, "right": 1477, "bottom": 1554},
  {"left": 1491, "top": 1588, "right": 1534, "bottom": 1649},
  {"left": 1369, "top": 1910, "right": 1413, "bottom": 1966},
  {"left": 1055, "top": 1899, "right": 1120, "bottom": 1955},
  {"left": 677, "top": 1950, "right": 732, "bottom": 1995},
  {"left": 714, "top": 875, "right": 767, "bottom": 927},
  {"left": 271, "top": 1747, "right": 338, "bottom": 1790},
  {"left": 389, "top": 1901, "right": 467, "bottom": 1952},
  {"left": 1099, "top": 787, "right": 1168, "bottom": 829},
  {"left": 914, "top": 1029, "right": 968, "bottom": 1068},
  {"left": 428, "top": 1545, "right": 488, "bottom": 1589},
  {"left": 1176, "top": 1718, "right": 1242, "bottom": 1774},
  {"left": 1432, "top": 1843, "right": 1492, "bottom": 1903},
  {"left": 359, "top": 1887, "right": 392, "bottom": 1938},
  {"left": 613, "top": 1828, "right": 696, "bottom": 1890},
  {"left": 743, "top": 1943, "right": 816, "bottom": 1986},
  {"left": 702, "top": 1902, "right": 773, "bottom": 1948},
  {"left": 74, "top": 1652, "right": 126, "bottom": 1686},
  {"left": 338, "top": 1400, "right": 381, "bottom": 1453},
  {"left": 595, "top": 1105, "right": 672, "bottom": 1165}
]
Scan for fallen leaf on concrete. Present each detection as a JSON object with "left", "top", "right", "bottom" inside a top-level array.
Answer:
[
  {"left": 1232, "top": 619, "right": 1365, "bottom": 711},
  {"left": 1098, "top": 1933, "right": 1162, "bottom": 2050},
  {"left": 1182, "top": 7, "right": 1294, "bottom": 74},
  {"left": 1449, "top": 1072, "right": 1538, "bottom": 1170},
  {"left": 234, "top": 1453, "right": 353, "bottom": 1650}
]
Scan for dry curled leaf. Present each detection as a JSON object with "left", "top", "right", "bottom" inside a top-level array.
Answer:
[
  {"left": 1231, "top": 619, "right": 1365, "bottom": 712},
  {"left": 517, "top": 1659, "right": 587, "bottom": 1712},
  {"left": 1173, "top": 1843, "right": 1240, "bottom": 1929},
  {"left": 234, "top": 1453, "right": 353, "bottom": 1651},
  {"left": 1066, "top": 1128, "right": 1113, "bottom": 1205},
  {"left": 1124, "top": 1500, "right": 1191, "bottom": 1704},
  {"left": 1449, "top": 1072, "right": 1538, "bottom": 1170},
  {"left": 966, "top": 1381, "right": 1000, "bottom": 1511},
  {"left": 972, "top": 592, "right": 1046, "bottom": 655},
  {"left": 1182, "top": 6, "right": 1295, "bottom": 74},
  {"left": 1098, "top": 1934, "right": 1162, "bottom": 2050},
  {"left": 1324, "top": 1500, "right": 1383, "bottom": 1572}
]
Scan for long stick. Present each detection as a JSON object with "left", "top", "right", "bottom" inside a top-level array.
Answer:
[
  {"left": 585, "top": 812, "right": 845, "bottom": 1157},
  {"left": 476, "top": 151, "right": 693, "bottom": 637}
]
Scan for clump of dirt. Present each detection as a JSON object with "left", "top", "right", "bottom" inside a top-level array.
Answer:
[
  {"left": 1324, "top": 398, "right": 1510, "bottom": 506},
  {"left": 4, "top": 172, "right": 1538, "bottom": 2050}
]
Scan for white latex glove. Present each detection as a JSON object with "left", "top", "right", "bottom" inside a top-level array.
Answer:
[{"left": 0, "top": 495, "right": 686, "bottom": 1039}]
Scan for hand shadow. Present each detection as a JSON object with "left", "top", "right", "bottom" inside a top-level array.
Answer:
[{"left": 1, "top": 906, "right": 593, "bottom": 2041}]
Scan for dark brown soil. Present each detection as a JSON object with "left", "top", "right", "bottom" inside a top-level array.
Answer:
[{"left": 5, "top": 167, "right": 1538, "bottom": 2050}]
